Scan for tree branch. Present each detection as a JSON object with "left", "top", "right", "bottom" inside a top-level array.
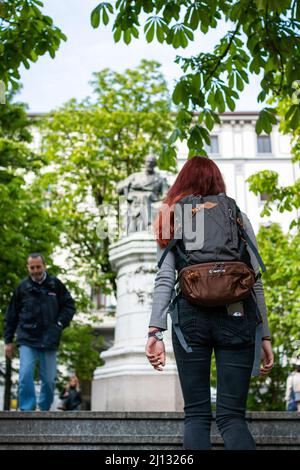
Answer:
[{"left": 203, "top": 21, "right": 241, "bottom": 89}]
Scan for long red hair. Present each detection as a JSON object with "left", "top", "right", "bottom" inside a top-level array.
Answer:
[{"left": 153, "top": 156, "right": 226, "bottom": 248}]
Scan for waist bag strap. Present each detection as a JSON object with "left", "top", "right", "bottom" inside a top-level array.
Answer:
[
  {"left": 250, "top": 288, "right": 263, "bottom": 377},
  {"left": 168, "top": 292, "right": 193, "bottom": 354}
]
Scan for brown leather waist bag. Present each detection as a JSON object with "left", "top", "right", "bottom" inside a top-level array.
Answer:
[{"left": 179, "top": 261, "right": 256, "bottom": 306}]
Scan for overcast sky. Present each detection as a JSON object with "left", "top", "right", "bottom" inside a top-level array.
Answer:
[{"left": 16, "top": 0, "right": 263, "bottom": 113}]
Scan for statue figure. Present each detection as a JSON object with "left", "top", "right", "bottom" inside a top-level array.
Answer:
[{"left": 116, "top": 155, "right": 169, "bottom": 235}]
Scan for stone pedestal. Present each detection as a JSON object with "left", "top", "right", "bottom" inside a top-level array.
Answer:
[{"left": 91, "top": 231, "right": 183, "bottom": 411}]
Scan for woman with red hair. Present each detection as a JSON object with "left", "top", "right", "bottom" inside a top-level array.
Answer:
[{"left": 145, "top": 156, "right": 274, "bottom": 450}]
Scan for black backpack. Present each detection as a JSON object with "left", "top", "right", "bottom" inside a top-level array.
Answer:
[
  {"left": 157, "top": 193, "right": 266, "bottom": 375},
  {"left": 158, "top": 193, "right": 266, "bottom": 306}
]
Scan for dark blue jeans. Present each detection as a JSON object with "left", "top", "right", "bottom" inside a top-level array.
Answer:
[
  {"left": 172, "top": 294, "right": 257, "bottom": 450},
  {"left": 19, "top": 345, "right": 57, "bottom": 411}
]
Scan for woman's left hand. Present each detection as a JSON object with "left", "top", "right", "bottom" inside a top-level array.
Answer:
[
  {"left": 260, "top": 340, "right": 274, "bottom": 376},
  {"left": 145, "top": 337, "right": 166, "bottom": 371}
]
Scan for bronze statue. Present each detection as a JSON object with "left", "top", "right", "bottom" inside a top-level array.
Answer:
[{"left": 117, "top": 155, "right": 169, "bottom": 234}]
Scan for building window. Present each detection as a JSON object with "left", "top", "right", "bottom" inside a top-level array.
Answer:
[
  {"left": 91, "top": 285, "right": 116, "bottom": 311},
  {"left": 257, "top": 135, "right": 272, "bottom": 154},
  {"left": 91, "top": 286, "right": 106, "bottom": 309},
  {"left": 258, "top": 221, "right": 274, "bottom": 229},
  {"left": 204, "top": 135, "right": 219, "bottom": 154},
  {"left": 260, "top": 192, "right": 272, "bottom": 202}
]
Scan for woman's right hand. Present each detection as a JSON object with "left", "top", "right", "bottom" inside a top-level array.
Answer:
[
  {"left": 260, "top": 340, "right": 274, "bottom": 376},
  {"left": 145, "top": 337, "right": 166, "bottom": 371}
]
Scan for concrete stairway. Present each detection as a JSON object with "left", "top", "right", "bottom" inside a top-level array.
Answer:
[{"left": 0, "top": 411, "right": 299, "bottom": 450}]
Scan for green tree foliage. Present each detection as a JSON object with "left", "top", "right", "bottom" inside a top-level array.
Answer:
[
  {"left": 0, "top": 87, "right": 61, "bottom": 326},
  {"left": 0, "top": 88, "right": 63, "bottom": 408},
  {"left": 90, "top": 0, "right": 300, "bottom": 160},
  {"left": 39, "top": 60, "right": 174, "bottom": 298},
  {"left": 247, "top": 223, "right": 300, "bottom": 410},
  {"left": 0, "top": 89, "right": 103, "bottom": 402},
  {"left": 0, "top": 0, "right": 66, "bottom": 88},
  {"left": 247, "top": 96, "right": 300, "bottom": 230},
  {"left": 57, "top": 323, "right": 104, "bottom": 386}
]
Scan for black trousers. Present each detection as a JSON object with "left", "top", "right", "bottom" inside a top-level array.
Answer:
[{"left": 172, "top": 294, "right": 257, "bottom": 450}]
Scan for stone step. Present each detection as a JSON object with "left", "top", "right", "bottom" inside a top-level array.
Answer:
[
  {"left": 0, "top": 434, "right": 299, "bottom": 448},
  {"left": 0, "top": 411, "right": 299, "bottom": 450}
]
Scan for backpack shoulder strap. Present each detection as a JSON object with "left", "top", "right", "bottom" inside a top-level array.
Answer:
[
  {"left": 157, "top": 195, "right": 190, "bottom": 269},
  {"left": 157, "top": 237, "right": 178, "bottom": 269},
  {"left": 236, "top": 205, "right": 266, "bottom": 273}
]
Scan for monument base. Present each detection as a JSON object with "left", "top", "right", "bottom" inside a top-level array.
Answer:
[
  {"left": 92, "top": 344, "right": 184, "bottom": 411},
  {"left": 92, "top": 363, "right": 184, "bottom": 412},
  {"left": 91, "top": 232, "right": 183, "bottom": 412}
]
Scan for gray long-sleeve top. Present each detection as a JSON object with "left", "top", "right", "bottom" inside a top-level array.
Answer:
[{"left": 149, "top": 211, "right": 271, "bottom": 338}]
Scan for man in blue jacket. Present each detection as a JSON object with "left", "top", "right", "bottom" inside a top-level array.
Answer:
[{"left": 4, "top": 253, "right": 76, "bottom": 411}]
